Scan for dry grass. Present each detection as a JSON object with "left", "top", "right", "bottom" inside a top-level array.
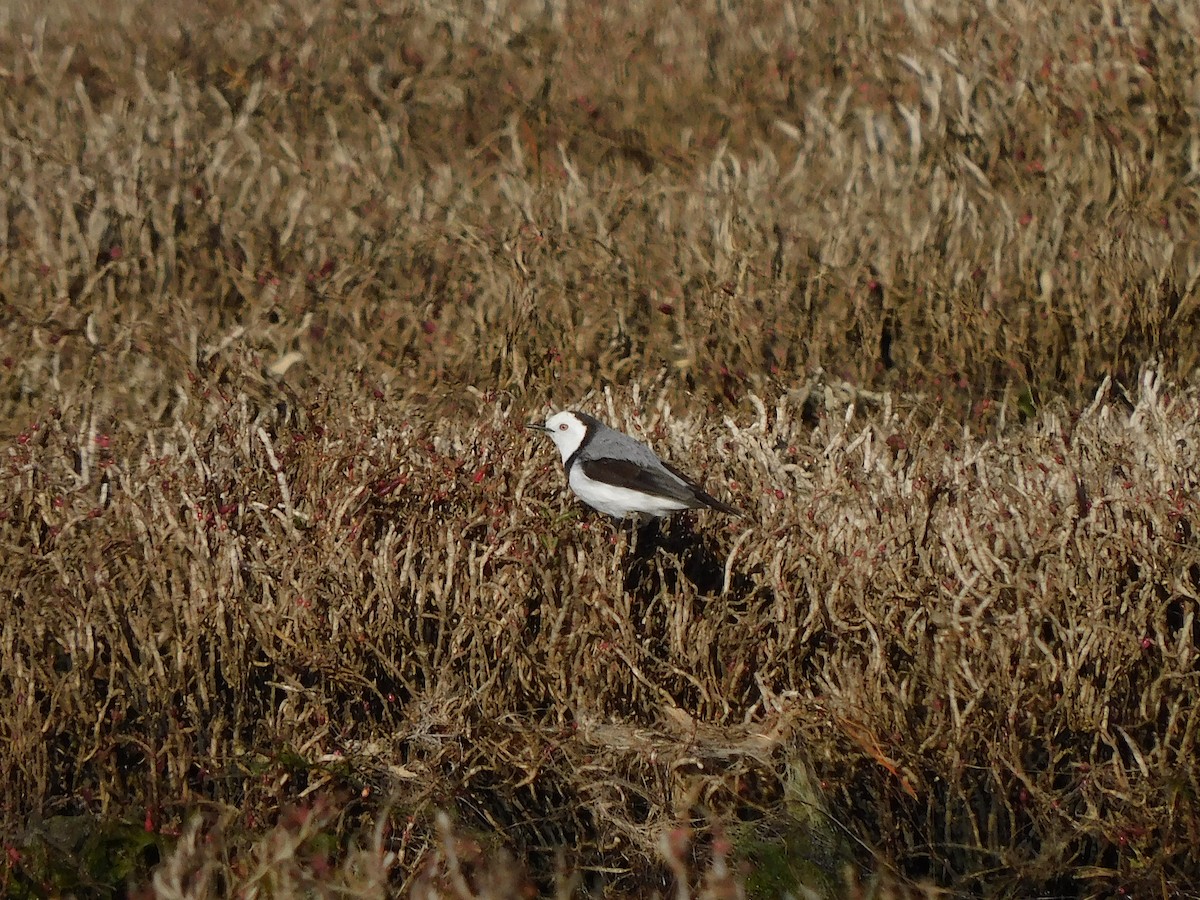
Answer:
[{"left": 2, "top": 0, "right": 1200, "bottom": 896}]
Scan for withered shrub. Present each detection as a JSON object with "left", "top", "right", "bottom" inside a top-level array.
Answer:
[{"left": 2, "top": 0, "right": 1199, "bottom": 896}]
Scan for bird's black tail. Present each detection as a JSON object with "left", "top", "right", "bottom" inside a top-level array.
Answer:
[{"left": 693, "top": 489, "right": 741, "bottom": 516}]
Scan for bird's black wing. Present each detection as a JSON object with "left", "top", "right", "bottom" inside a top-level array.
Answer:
[
  {"left": 661, "top": 461, "right": 742, "bottom": 516},
  {"left": 579, "top": 457, "right": 698, "bottom": 506},
  {"left": 580, "top": 457, "right": 741, "bottom": 515}
]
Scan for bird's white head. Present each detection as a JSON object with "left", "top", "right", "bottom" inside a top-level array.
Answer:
[{"left": 527, "top": 410, "right": 589, "bottom": 463}]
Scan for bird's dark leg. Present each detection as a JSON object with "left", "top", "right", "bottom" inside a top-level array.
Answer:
[
  {"left": 631, "top": 515, "right": 661, "bottom": 558},
  {"left": 606, "top": 514, "right": 660, "bottom": 557},
  {"left": 622, "top": 516, "right": 662, "bottom": 597}
]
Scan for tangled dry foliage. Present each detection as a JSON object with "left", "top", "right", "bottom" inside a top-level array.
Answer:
[{"left": 3, "top": 0, "right": 1200, "bottom": 896}]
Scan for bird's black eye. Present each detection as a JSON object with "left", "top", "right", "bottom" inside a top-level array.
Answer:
[{"left": 559, "top": 423, "right": 568, "bottom": 431}]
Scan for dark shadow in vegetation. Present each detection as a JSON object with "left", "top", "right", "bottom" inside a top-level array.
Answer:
[
  {"left": 622, "top": 515, "right": 754, "bottom": 601},
  {"left": 7, "top": 815, "right": 168, "bottom": 899}
]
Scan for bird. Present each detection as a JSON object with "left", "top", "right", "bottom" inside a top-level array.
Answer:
[{"left": 526, "top": 410, "right": 740, "bottom": 521}]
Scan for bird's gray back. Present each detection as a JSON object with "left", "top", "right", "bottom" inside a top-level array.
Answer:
[{"left": 573, "top": 412, "right": 680, "bottom": 473}]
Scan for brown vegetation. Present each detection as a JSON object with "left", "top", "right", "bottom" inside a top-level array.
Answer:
[{"left": 2, "top": 0, "right": 1199, "bottom": 896}]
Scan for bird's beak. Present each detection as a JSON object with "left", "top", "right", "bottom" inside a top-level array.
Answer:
[{"left": 525, "top": 423, "right": 551, "bottom": 433}]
